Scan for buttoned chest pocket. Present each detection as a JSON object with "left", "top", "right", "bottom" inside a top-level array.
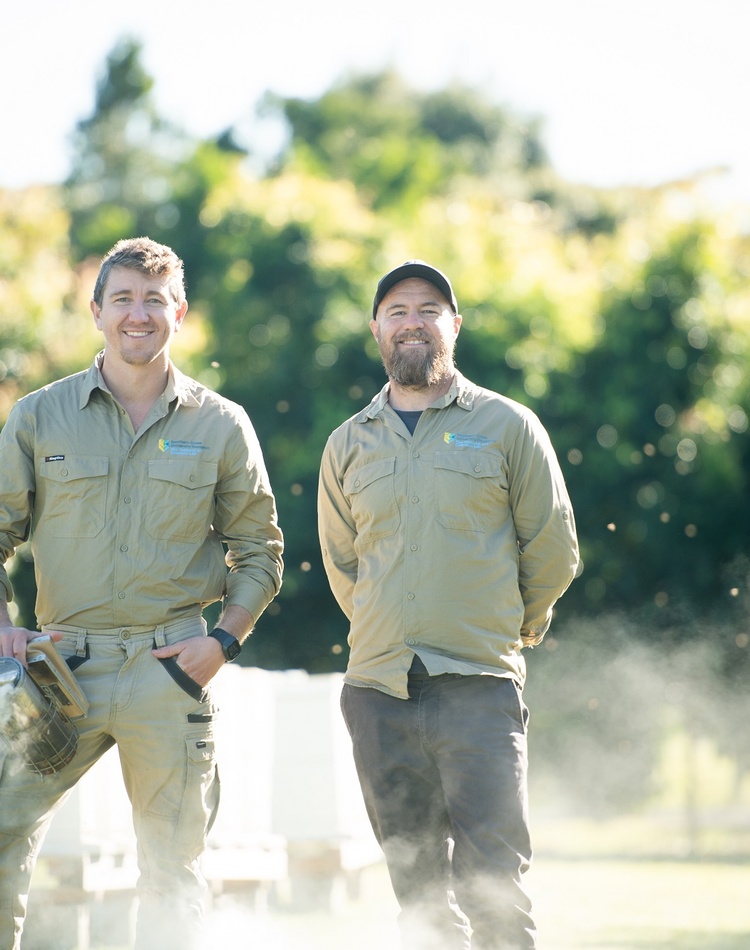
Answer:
[
  {"left": 433, "top": 451, "right": 507, "bottom": 532},
  {"left": 145, "top": 459, "right": 218, "bottom": 543},
  {"left": 343, "top": 457, "right": 401, "bottom": 544},
  {"left": 38, "top": 456, "right": 109, "bottom": 538}
]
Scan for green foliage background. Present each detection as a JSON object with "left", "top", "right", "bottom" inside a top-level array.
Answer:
[{"left": 3, "top": 39, "right": 750, "bottom": 816}]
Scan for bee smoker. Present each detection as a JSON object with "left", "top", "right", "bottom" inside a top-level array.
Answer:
[{"left": 0, "top": 635, "right": 89, "bottom": 776}]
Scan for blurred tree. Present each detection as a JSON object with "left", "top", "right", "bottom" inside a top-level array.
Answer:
[
  {"left": 264, "top": 71, "right": 548, "bottom": 211},
  {"left": 0, "top": 186, "right": 98, "bottom": 417},
  {"left": 64, "top": 36, "right": 190, "bottom": 260},
  {"left": 0, "top": 185, "right": 101, "bottom": 628},
  {"left": 546, "top": 215, "right": 750, "bottom": 622}
]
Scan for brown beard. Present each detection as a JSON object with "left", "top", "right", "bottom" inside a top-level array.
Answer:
[{"left": 378, "top": 330, "right": 454, "bottom": 389}]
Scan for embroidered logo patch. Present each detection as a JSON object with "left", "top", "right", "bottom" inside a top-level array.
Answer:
[
  {"left": 158, "top": 439, "right": 207, "bottom": 457},
  {"left": 444, "top": 432, "right": 492, "bottom": 449}
]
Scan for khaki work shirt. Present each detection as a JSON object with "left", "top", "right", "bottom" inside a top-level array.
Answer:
[
  {"left": 318, "top": 373, "right": 579, "bottom": 699},
  {"left": 0, "top": 355, "right": 283, "bottom": 629}
]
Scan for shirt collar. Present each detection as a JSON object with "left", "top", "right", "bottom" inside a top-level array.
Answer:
[
  {"left": 78, "top": 352, "right": 201, "bottom": 410},
  {"left": 360, "top": 371, "right": 476, "bottom": 422}
]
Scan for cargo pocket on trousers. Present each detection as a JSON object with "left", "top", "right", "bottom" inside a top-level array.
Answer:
[{"left": 180, "top": 732, "right": 220, "bottom": 852}]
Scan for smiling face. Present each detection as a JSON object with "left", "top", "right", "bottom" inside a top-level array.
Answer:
[
  {"left": 90, "top": 265, "right": 188, "bottom": 372},
  {"left": 371, "top": 277, "right": 462, "bottom": 391}
]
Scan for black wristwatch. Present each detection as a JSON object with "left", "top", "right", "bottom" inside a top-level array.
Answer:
[{"left": 209, "top": 627, "right": 241, "bottom": 662}]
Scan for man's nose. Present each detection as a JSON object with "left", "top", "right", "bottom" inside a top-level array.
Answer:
[
  {"left": 403, "top": 308, "right": 425, "bottom": 327},
  {"left": 129, "top": 300, "right": 149, "bottom": 322}
]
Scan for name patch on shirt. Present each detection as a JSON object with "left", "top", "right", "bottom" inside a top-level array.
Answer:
[
  {"left": 158, "top": 439, "right": 208, "bottom": 457},
  {"left": 444, "top": 432, "right": 493, "bottom": 449},
  {"left": 45, "top": 455, "right": 65, "bottom": 462}
]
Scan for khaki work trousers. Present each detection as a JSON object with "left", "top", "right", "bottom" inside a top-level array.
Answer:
[{"left": 0, "top": 615, "right": 220, "bottom": 950}]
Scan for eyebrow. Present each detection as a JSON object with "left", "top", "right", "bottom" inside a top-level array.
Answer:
[
  {"left": 107, "top": 287, "right": 168, "bottom": 299},
  {"left": 384, "top": 299, "right": 444, "bottom": 312}
]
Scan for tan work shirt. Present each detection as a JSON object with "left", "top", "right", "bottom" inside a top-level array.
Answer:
[
  {"left": 0, "top": 355, "right": 283, "bottom": 629},
  {"left": 318, "top": 373, "right": 579, "bottom": 699}
]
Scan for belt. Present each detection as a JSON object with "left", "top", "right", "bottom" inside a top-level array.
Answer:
[{"left": 41, "top": 615, "right": 203, "bottom": 638}]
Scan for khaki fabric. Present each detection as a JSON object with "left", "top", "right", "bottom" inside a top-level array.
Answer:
[
  {"left": 0, "top": 616, "right": 218, "bottom": 950},
  {"left": 0, "top": 355, "right": 283, "bottom": 628},
  {"left": 318, "top": 373, "right": 579, "bottom": 699}
]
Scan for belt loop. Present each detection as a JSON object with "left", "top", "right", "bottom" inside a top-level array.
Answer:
[
  {"left": 153, "top": 624, "right": 167, "bottom": 649},
  {"left": 75, "top": 632, "right": 87, "bottom": 657}
]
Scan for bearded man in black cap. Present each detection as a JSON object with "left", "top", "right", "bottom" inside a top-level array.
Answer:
[{"left": 318, "top": 261, "right": 579, "bottom": 949}]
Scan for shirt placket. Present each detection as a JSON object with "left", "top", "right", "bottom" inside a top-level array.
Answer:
[
  {"left": 110, "top": 402, "right": 168, "bottom": 624},
  {"left": 401, "top": 420, "right": 429, "bottom": 653}
]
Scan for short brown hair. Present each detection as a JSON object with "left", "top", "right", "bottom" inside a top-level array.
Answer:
[{"left": 92, "top": 237, "right": 186, "bottom": 306}]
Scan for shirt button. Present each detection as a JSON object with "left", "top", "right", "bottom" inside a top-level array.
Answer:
[
  {"left": 412, "top": 451, "right": 419, "bottom": 458},
  {"left": 120, "top": 544, "right": 128, "bottom": 552},
  {"left": 474, "top": 465, "right": 481, "bottom": 473},
  {"left": 61, "top": 469, "right": 68, "bottom": 477},
  {"left": 410, "top": 544, "right": 418, "bottom": 552},
  {"left": 124, "top": 497, "right": 131, "bottom": 504},
  {"left": 407, "top": 592, "right": 415, "bottom": 601},
  {"left": 411, "top": 496, "right": 419, "bottom": 504},
  {"left": 189, "top": 474, "right": 196, "bottom": 482},
  {"left": 407, "top": 638, "right": 417, "bottom": 646},
  {"left": 118, "top": 591, "right": 126, "bottom": 599}
]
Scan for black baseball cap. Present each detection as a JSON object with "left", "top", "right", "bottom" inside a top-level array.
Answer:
[{"left": 372, "top": 260, "right": 458, "bottom": 318}]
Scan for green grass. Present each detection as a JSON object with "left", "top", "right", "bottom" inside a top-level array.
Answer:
[
  {"left": 26, "top": 835, "right": 750, "bottom": 948},
  {"left": 531, "top": 858, "right": 750, "bottom": 949},
  {"left": 202, "top": 855, "right": 750, "bottom": 950}
]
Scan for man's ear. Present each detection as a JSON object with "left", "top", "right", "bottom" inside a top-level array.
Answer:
[
  {"left": 174, "top": 300, "right": 189, "bottom": 331},
  {"left": 90, "top": 299, "right": 102, "bottom": 330},
  {"left": 369, "top": 318, "right": 379, "bottom": 342}
]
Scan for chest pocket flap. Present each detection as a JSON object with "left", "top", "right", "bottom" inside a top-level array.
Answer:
[
  {"left": 41, "top": 455, "right": 110, "bottom": 482},
  {"left": 433, "top": 451, "right": 504, "bottom": 479},
  {"left": 343, "top": 456, "right": 396, "bottom": 495},
  {"left": 148, "top": 458, "right": 218, "bottom": 489}
]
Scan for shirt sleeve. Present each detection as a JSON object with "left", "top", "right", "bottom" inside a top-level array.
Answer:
[
  {"left": 318, "top": 435, "right": 358, "bottom": 621},
  {"left": 0, "top": 403, "right": 35, "bottom": 603},
  {"left": 507, "top": 411, "right": 579, "bottom": 645},
  {"left": 213, "top": 411, "right": 283, "bottom": 623}
]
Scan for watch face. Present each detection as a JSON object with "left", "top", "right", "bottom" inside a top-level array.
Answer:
[{"left": 211, "top": 629, "right": 241, "bottom": 661}]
